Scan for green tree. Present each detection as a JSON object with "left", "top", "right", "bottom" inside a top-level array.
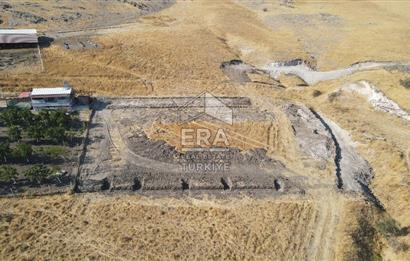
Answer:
[
  {"left": 24, "top": 164, "right": 52, "bottom": 184},
  {"left": 38, "top": 110, "right": 72, "bottom": 129},
  {"left": 51, "top": 110, "right": 71, "bottom": 128},
  {"left": 46, "top": 127, "right": 66, "bottom": 144},
  {"left": 0, "top": 108, "right": 34, "bottom": 127},
  {"left": 17, "top": 109, "right": 35, "bottom": 129},
  {"left": 27, "top": 124, "right": 45, "bottom": 142},
  {"left": 7, "top": 125, "right": 22, "bottom": 142},
  {"left": 0, "top": 166, "right": 18, "bottom": 183},
  {"left": 0, "top": 108, "right": 20, "bottom": 126},
  {"left": 12, "top": 143, "right": 33, "bottom": 163},
  {"left": 0, "top": 142, "right": 11, "bottom": 163}
]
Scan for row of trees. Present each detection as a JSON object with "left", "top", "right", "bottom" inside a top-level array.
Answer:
[
  {"left": 6, "top": 124, "right": 66, "bottom": 144},
  {"left": 0, "top": 164, "right": 52, "bottom": 184},
  {"left": 0, "top": 108, "right": 73, "bottom": 129},
  {"left": 0, "top": 142, "right": 32, "bottom": 164},
  {"left": 0, "top": 108, "right": 80, "bottom": 144},
  {"left": 0, "top": 142, "right": 33, "bottom": 163},
  {"left": 0, "top": 109, "right": 77, "bottom": 186}
]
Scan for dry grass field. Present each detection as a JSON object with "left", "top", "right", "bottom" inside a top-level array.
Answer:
[{"left": 0, "top": 194, "right": 316, "bottom": 260}]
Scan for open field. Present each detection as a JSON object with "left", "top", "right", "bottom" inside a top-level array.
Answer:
[{"left": 0, "top": 193, "right": 372, "bottom": 261}]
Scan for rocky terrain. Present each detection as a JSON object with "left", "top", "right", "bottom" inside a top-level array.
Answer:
[{"left": 0, "top": 0, "right": 174, "bottom": 31}]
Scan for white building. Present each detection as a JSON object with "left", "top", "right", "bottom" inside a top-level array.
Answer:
[
  {"left": 0, "top": 29, "right": 38, "bottom": 44},
  {"left": 31, "top": 87, "right": 74, "bottom": 110}
]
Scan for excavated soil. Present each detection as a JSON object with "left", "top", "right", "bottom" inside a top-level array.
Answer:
[{"left": 78, "top": 98, "right": 310, "bottom": 195}]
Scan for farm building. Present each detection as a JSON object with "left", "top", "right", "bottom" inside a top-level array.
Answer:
[
  {"left": 0, "top": 29, "right": 38, "bottom": 48},
  {"left": 6, "top": 91, "right": 32, "bottom": 109},
  {"left": 31, "top": 87, "right": 74, "bottom": 110}
]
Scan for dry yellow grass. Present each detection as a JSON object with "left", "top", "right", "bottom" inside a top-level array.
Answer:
[
  {"left": 237, "top": 69, "right": 410, "bottom": 258},
  {"left": 0, "top": 194, "right": 316, "bottom": 261}
]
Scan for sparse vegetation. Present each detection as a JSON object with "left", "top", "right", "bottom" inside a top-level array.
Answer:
[
  {"left": 312, "top": 90, "right": 322, "bottom": 97},
  {"left": 400, "top": 78, "right": 410, "bottom": 89},
  {"left": 351, "top": 217, "right": 382, "bottom": 261},
  {"left": 376, "top": 217, "right": 401, "bottom": 238},
  {"left": 12, "top": 143, "right": 33, "bottom": 163},
  {"left": 376, "top": 216, "right": 410, "bottom": 252},
  {"left": 24, "top": 165, "right": 53, "bottom": 184},
  {"left": 36, "top": 146, "right": 70, "bottom": 158},
  {"left": 0, "top": 166, "right": 18, "bottom": 183}
]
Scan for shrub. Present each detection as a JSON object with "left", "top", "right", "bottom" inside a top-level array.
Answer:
[
  {"left": 27, "top": 125, "right": 45, "bottom": 142},
  {"left": 351, "top": 217, "right": 382, "bottom": 261},
  {"left": 400, "top": 78, "right": 410, "bottom": 89},
  {"left": 376, "top": 217, "right": 401, "bottom": 238},
  {"left": 37, "top": 146, "right": 69, "bottom": 157},
  {"left": 0, "top": 166, "right": 18, "bottom": 183},
  {"left": 16, "top": 109, "right": 35, "bottom": 128},
  {"left": 0, "top": 142, "right": 11, "bottom": 163},
  {"left": 24, "top": 164, "right": 52, "bottom": 184},
  {"left": 0, "top": 108, "right": 20, "bottom": 126},
  {"left": 13, "top": 143, "right": 33, "bottom": 163},
  {"left": 45, "top": 127, "right": 66, "bottom": 144},
  {"left": 312, "top": 90, "right": 322, "bottom": 97}
]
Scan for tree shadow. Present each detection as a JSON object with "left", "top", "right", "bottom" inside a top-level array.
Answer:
[{"left": 399, "top": 226, "right": 410, "bottom": 237}]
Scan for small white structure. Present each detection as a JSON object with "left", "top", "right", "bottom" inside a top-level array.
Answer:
[
  {"left": 0, "top": 29, "right": 38, "bottom": 44},
  {"left": 31, "top": 87, "right": 74, "bottom": 110}
]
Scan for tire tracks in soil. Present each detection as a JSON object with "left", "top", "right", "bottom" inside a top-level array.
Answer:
[{"left": 308, "top": 191, "right": 342, "bottom": 261}]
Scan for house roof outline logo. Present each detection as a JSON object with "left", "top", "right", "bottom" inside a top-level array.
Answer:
[{"left": 177, "top": 92, "right": 233, "bottom": 125}]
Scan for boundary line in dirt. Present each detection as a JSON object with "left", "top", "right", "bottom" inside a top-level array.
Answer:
[
  {"left": 73, "top": 109, "right": 95, "bottom": 193},
  {"left": 310, "top": 108, "right": 343, "bottom": 189},
  {"left": 310, "top": 108, "right": 385, "bottom": 210}
]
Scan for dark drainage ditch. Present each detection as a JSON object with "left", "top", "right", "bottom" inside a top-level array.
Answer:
[
  {"left": 220, "top": 178, "right": 230, "bottom": 190},
  {"left": 181, "top": 179, "right": 189, "bottom": 190},
  {"left": 133, "top": 178, "right": 142, "bottom": 191},
  {"left": 274, "top": 179, "right": 283, "bottom": 191},
  {"left": 101, "top": 178, "right": 110, "bottom": 191}
]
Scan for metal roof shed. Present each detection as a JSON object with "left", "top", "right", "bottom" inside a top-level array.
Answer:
[
  {"left": 18, "top": 92, "right": 31, "bottom": 99},
  {"left": 31, "top": 87, "right": 74, "bottom": 110},
  {"left": 0, "top": 29, "right": 38, "bottom": 44},
  {"left": 31, "top": 87, "right": 73, "bottom": 98}
]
